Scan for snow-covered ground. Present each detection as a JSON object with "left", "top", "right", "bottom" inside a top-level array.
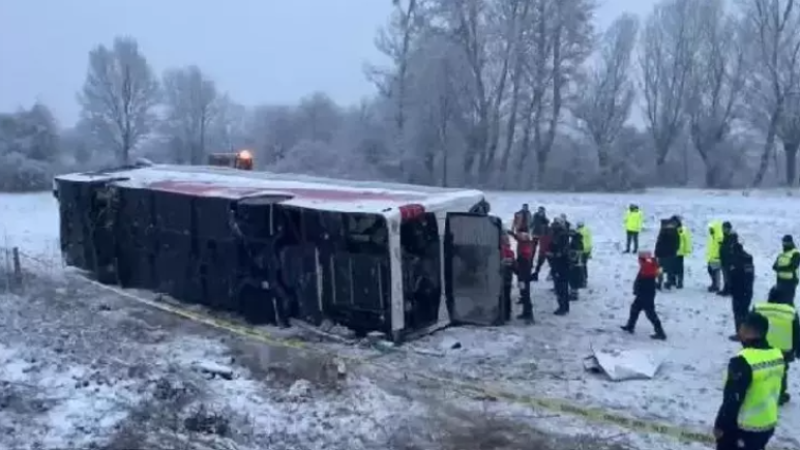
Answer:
[{"left": 1, "top": 189, "right": 799, "bottom": 449}]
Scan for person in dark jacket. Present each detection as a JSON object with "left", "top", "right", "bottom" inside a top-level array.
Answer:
[
  {"left": 773, "top": 234, "right": 800, "bottom": 305},
  {"left": 621, "top": 251, "right": 667, "bottom": 340},
  {"left": 727, "top": 240, "right": 754, "bottom": 341},
  {"left": 532, "top": 224, "right": 551, "bottom": 282},
  {"left": 513, "top": 204, "right": 532, "bottom": 234},
  {"left": 567, "top": 229, "right": 585, "bottom": 300},
  {"left": 549, "top": 219, "right": 571, "bottom": 315},
  {"left": 714, "top": 313, "right": 784, "bottom": 450},
  {"left": 718, "top": 221, "right": 736, "bottom": 296},
  {"left": 654, "top": 218, "right": 680, "bottom": 290},
  {"left": 531, "top": 206, "right": 549, "bottom": 237}
]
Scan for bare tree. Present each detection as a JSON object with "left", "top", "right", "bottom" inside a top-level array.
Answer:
[
  {"left": 573, "top": 13, "right": 639, "bottom": 172},
  {"left": 684, "top": 0, "right": 745, "bottom": 187},
  {"left": 367, "top": 0, "right": 424, "bottom": 181},
  {"left": 778, "top": 93, "right": 800, "bottom": 184},
  {"left": 739, "top": 0, "right": 800, "bottom": 186},
  {"left": 78, "top": 36, "right": 159, "bottom": 163},
  {"left": 162, "top": 65, "right": 218, "bottom": 164},
  {"left": 207, "top": 94, "right": 249, "bottom": 152},
  {"left": 639, "top": 0, "right": 702, "bottom": 170},
  {"left": 517, "top": 0, "right": 595, "bottom": 188}
]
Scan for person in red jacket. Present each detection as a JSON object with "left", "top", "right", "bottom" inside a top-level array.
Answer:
[
  {"left": 513, "top": 231, "right": 535, "bottom": 323},
  {"left": 500, "top": 233, "right": 515, "bottom": 323},
  {"left": 621, "top": 251, "right": 667, "bottom": 340}
]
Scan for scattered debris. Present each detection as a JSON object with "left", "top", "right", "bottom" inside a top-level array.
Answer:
[
  {"left": 287, "top": 379, "right": 312, "bottom": 399},
  {"left": 584, "top": 348, "right": 666, "bottom": 381},
  {"left": 192, "top": 361, "right": 235, "bottom": 380}
]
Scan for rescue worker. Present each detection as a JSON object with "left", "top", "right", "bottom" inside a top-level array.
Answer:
[
  {"left": 621, "top": 251, "right": 667, "bottom": 340},
  {"left": 530, "top": 206, "right": 549, "bottom": 259},
  {"left": 753, "top": 286, "right": 799, "bottom": 406},
  {"left": 675, "top": 215, "right": 691, "bottom": 289},
  {"left": 532, "top": 223, "right": 551, "bottom": 282},
  {"left": 513, "top": 231, "right": 536, "bottom": 323},
  {"left": 728, "top": 241, "right": 755, "bottom": 342},
  {"left": 577, "top": 221, "right": 592, "bottom": 288},
  {"left": 513, "top": 203, "right": 532, "bottom": 234},
  {"left": 654, "top": 217, "right": 679, "bottom": 290},
  {"left": 550, "top": 218, "right": 571, "bottom": 315},
  {"left": 532, "top": 206, "right": 549, "bottom": 238},
  {"left": 707, "top": 221, "right": 724, "bottom": 292},
  {"left": 560, "top": 213, "right": 571, "bottom": 229},
  {"left": 773, "top": 234, "right": 800, "bottom": 305},
  {"left": 714, "top": 312, "right": 785, "bottom": 450},
  {"left": 718, "top": 222, "right": 736, "bottom": 296},
  {"left": 623, "top": 204, "right": 643, "bottom": 253},
  {"left": 567, "top": 228, "right": 585, "bottom": 300},
  {"left": 500, "top": 233, "right": 515, "bottom": 323}
]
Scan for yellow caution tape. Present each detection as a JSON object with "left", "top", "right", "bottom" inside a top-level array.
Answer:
[{"left": 77, "top": 275, "right": 795, "bottom": 450}]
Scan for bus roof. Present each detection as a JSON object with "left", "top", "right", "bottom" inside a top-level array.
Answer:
[{"left": 55, "top": 164, "right": 486, "bottom": 215}]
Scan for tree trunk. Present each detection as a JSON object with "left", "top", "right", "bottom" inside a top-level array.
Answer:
[
  {"left": 753, "top": 111, "right": 781, "bottom": 187},
  {"left": 704, "top": 165, "right": 719, "bottom": 188},
  {"left": 785, "top": 142, "right": 799, "bottom": 186}
]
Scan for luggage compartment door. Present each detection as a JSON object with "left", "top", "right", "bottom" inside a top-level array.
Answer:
[{"left": 444, "top": 213, "right": 503, "bottom": 326}]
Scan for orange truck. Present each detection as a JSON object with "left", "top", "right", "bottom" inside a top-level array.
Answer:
[{"left": 207, "top": 150, "right": 253, "bottom": 170}]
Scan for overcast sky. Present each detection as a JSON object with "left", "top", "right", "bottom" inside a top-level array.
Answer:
[{"left": 0, "top": 0, "right": 656, "bottom": 126}]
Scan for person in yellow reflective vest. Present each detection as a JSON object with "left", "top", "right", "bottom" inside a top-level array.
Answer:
[
  {"left": 714, "top": 312, "right": 785, "bottom": 450},
  {"left": 675, "top": 215, "right": 692, "bottom": 289},
  {"left": 623, "top": 204, "right": 643, "bottom": 253},
  {"left": 577, "top": 221, "right": 592, "bottom": 288},
  {"left": 754, "top": 286, "right": 800, "bottom": 406},
  {"left": 706, "top": 221, "right": 724, "bottom": 292},
  {"left": 772, "top": 234, "right": 800, "bottom": 305}
]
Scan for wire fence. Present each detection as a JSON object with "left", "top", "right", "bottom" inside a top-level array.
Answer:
[{"left": 0, "top": 245, "right": 65, "bottom": 294}]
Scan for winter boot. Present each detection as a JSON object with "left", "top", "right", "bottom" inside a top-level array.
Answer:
[
  {"left": 779, "top": 393, "right": 790, "bottom": 406},
  {"left": 516, "top": 313, "right": 535, "bottom": 324},
  {"left": 707, "top": 285, "right": 719, "bottom": 293},
  {"left": 728, "top": 334, "right": 740, "bottom": 342},
  {"left": 553, "top": 308, "right": 568, "bottom": 316},
  {"left": 620, "top": 325, "right": 634, "bottom": 334},
  {"left": 650, "top": 318, "right": 667, "bottom": 340},
  {"left": 531, "top": 271, "right": 539, "bottom": 282},
  {"left": 651, "top": 331, "right": 667, "bottom": 340}
]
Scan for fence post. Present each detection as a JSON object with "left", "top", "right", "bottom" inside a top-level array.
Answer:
[{"left": 12, "top": 247, "right": 22, "bottom": 290}]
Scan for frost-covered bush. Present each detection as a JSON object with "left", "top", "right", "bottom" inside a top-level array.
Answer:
[{"left": 0, "top": 152, "right": 53, "bottom": 192}]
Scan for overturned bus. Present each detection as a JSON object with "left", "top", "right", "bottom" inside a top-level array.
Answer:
[{"left": 53, "top": 163, "right": 508, "bottom": 342}]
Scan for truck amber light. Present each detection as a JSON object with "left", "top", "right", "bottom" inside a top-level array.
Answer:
[{"left": 399, "top": 204, "right": 425, "bottom": 221}]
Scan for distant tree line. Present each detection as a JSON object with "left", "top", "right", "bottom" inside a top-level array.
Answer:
[{"left": 3, "top": 0, "right": 800, "bottom": 192}]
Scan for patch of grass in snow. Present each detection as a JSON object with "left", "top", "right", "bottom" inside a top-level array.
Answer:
[
  {"left": 226, "top": 338, "right": 345, "bottom": 392},
  {"left": 101, "top": 372, "right": 248, "bottom": 450},
  {"left": 387, "top": 406, "right": 632, "bottom": 450}
]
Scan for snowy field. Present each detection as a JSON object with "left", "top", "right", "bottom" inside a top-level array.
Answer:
[{"left": 1, "top": 189, "right": 799, "bottom": 449}]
